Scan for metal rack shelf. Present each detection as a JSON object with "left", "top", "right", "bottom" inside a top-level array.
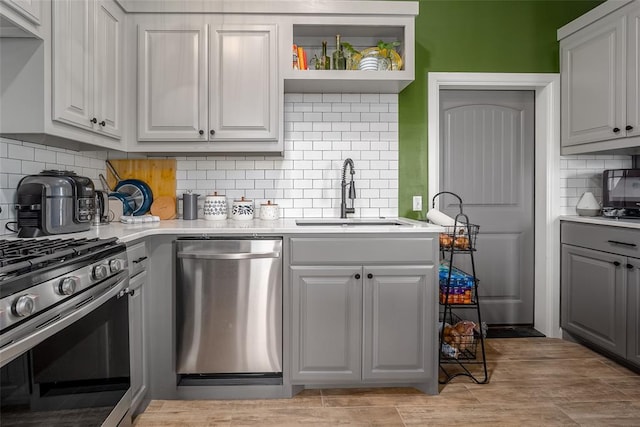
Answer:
[{"left": 433, "top": 191, "right": 488, "bottom": 385}]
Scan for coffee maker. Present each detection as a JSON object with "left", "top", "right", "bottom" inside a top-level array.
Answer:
[{"left": 15, "top": 170, "right": 95, "bottom": 237}]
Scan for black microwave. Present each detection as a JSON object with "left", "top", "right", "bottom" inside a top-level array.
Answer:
[{"left": 602, "top": 169, "right": 640, "bottom": 217}]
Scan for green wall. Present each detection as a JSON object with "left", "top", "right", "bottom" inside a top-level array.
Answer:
[{"left": 398, "top": 0, "right": 603, "bottom": 218}]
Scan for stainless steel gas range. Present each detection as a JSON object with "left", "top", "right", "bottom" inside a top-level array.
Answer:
[{"left": 0, "top": 237, "right": 132, "bottom": 426}]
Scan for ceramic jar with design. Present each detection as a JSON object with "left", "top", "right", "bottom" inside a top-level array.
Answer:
[
  {"left": 259, "top": 200, "right": 280, "bottom": 220},
  {"left": 204, "top": 192, "right": 227, "bottom": 220},
  {"left": 231, "top": 197, "right": 254, "bottom": 220}
]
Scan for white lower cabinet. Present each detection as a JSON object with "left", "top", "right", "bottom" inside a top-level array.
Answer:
[
  {"left": 561, "top": 221, "right": 640, "bottom": 368},
  {"left": 288, "top": 236, "right": 438, "bottom": 390},
  {"left": 362, "top": 266, "right": 433, "bottom": 381},
  {"left": 129, "top": 270, "right": 147, "bottom": 413},
  {"left": 291, "top": 265, "right": 434, "bottom": 384},
  {"left": 291, "top": 266, "right": 362, "bottom": 382},
  {"left": 127, "top": 241, "right": 148, "bottom": 414}
]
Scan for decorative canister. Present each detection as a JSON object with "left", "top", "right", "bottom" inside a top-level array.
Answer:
[
  {"left": 204, "top": 192, "right": 228, "bottom": 220},
  {"left": 231, "top": 196, "right": 254, "bottom": 220},
  {"left": 259, "top": 200, "right": 280, "bottom": 220}
]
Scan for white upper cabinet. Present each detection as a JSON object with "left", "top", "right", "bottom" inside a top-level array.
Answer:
[
  {"left": 210, "top": 25, "right": 277, "bottom": 141},
  {"left": 53, "top": 0, "right": 124, "bottom": 139},
  {"left": 628, "top": 5, "right": 640, "bottom": 141},
  {"left": 134, "top": 17, "right": 280, "bottom": 153},
  {"left": 94, "top": 1, "right": 124, "bottom": 138},
  {"left": 137, "top": 22, "right": 208, "bottom": 141},
  {"left": 559, "top": 0, "right": 640, "bottom": 154}
]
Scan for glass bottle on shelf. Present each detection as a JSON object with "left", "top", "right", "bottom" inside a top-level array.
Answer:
[
  {"left": 332, "top": 34, "right": 346, "bottom": 70},
  {"left": 321, "top": 40, "right": 331, "bottom": 70}
]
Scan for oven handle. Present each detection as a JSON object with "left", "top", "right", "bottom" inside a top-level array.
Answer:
[{"left": 0, "top": 275, "right": 128, "bottom": 368}]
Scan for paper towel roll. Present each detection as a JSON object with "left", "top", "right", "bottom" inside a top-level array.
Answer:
[{"left": 426, "top": 209, "right": 457, "bottom": 226}]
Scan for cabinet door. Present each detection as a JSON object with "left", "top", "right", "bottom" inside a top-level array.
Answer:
[
  {"left": 560, "top": 11, "right": 626, "bottom": 147},
  {"left": 627, "top": 258, "right": 640, "bottom": 367},
  {"left": 561, "top": 244, "right": 627, "bottom": 357},
  {"left": 209, "top": 25, "right": 277, "bottom": 140},
  {"left": 129, "top": 270, "right": 147, "bottom": 413},
  {"left": 290, "top": 266, "right": 361, "bottom": 383},
  {"left": 93, "top": 0, "right": 123, "bottom": 139},
  {"left": 138, "top": 22, "right": 208, "bottom": 141},
  {"left": 2, "top": 0, "right": 40, "bottom": 25},
  {"left": 362, "top": 266, "right": 434, "bottom": 381},
  {"left": 52, "top": 0, "right": 94, "bottom": 131},
  {"left": 627, "top": 4, "right": 640, "bottom": 139}
]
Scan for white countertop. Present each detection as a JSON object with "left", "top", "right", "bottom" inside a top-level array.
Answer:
[
  {"left": 2, "top": 217, "right": 443, "bottom": 244},
  {"left": 560, "top": 215, "right": 640, "bottom": 230}
]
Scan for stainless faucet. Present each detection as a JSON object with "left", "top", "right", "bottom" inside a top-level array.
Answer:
[{"left": 340, "top": 158, "right": 356, "bottom": 218}]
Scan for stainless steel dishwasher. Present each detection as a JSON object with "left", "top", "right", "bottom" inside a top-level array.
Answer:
[{"left": 175, "top": 238, "right": 282, "bottom": 381}]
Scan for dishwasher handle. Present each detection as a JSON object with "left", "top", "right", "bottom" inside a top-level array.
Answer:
[{"left": 177, "top": 251, "right": 280, "bottom": 260}]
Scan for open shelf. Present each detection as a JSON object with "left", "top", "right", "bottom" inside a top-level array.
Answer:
[{"left": 283, "top": 18, "right": 415, "bottom": 93}]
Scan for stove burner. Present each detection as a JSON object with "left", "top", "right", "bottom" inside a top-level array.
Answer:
[{"left": 0, "top": 237, "right": 119, "bottom": 280}]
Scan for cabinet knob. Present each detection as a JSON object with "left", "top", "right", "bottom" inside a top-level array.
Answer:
[
  {"left": 355, "top": 274, "right": 360, "bottom": 279},
  {"left": 210, "top": 129, "right": 215, "bottom": 135},
  {"left": 613, "top": 261, "right": 621, "bottom": 267},
  {"left": 626, "top": 125, "right": 634, "bottom": 131},
  {"left": 199, "top": 130, "right": 204, "bottom": 135},
  {"left": 99, "top": 120, "right": 106, "bottom": 127},
  {"left": 627, "top": 264, "right": 634, "bottom": 270},
  {"left": 613, "top": 127, "right": 621, "bottom": 133},
  {"left": 367, "top": 273, "right": 373, "bottom": 279},
  {"left": 90, "top": 117, "right": 97, "bottom": 124}
]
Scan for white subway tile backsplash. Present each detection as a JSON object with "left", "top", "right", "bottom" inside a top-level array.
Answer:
[
  {"left": 172, "top": 96, "right": 398, "bottom": 218},
  {"left": 559, "top": 153, "right": 632, "bottom": 215},
  {"left": 293, "top": 103, "right": 313, "bottom": 112},
  {"left": 332, "top": 103, "right": 351, "bottom": 112},
  {"left": 312, "top": 103, "right": 332, "bottom": 112},
  {"left": 8, "top": 144, "right": 34, "bottom": 161},
  {"left": 303, "top": 94, "right": 323, "bottom": 102},
  {"left": 2, "top": 94, "right": 400, "bottom": 225}
]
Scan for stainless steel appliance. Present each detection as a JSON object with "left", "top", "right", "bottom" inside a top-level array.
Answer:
[
  {"left": 602, "top": 169, "right": 640, "bottom": 217},
  {"left": 93, "top": 190, "right": 111, "bottom": 226},
  {"left": 0, "top": 237, "right": 131, "bottom": 426},
  {"left": 175, "top": 238, "right": 282, "bottom": 382},
  {"left": 15, "top": 170, "right": 96, "bottom": 237}
]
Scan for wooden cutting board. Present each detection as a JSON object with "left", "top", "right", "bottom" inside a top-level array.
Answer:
[{"left": 105, "top": 159, "right": 177, "bottom": 211}]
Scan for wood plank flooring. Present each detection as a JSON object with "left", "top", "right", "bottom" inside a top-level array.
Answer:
[{"left": 134, "top": 338, "right": 640, "bottom": 426}]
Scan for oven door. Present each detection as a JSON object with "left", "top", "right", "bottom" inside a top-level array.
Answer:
[{"left": 0, "top": 273, "right": 131, "bottom": 426}]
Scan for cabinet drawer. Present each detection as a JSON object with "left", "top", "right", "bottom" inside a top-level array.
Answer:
[
  {"left": 561, "top": 222, "right": 640, "bottom": 257},
  {"left": 127, "top": 241, "right": 148, "bottom": 277},
  {"left": 290, "top": 237, "right": 435, "bottom": 265}
]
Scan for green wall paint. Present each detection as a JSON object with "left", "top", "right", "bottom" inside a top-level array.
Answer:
[{"left": 398, "top": 0, "right": 603, "bottom": 218}]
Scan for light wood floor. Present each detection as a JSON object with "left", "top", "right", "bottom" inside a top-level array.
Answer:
[{"left": 134, "top": 338, "right": 640, "bottom": 426}]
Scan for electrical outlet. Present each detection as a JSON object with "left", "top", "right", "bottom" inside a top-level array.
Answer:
[{"left": 412, "top": 195, "right": 422, "bottom": 211}]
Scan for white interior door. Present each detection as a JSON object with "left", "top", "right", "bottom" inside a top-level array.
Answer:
[{"left": 440, "top": 90, "right": 535, "bottom": 325}]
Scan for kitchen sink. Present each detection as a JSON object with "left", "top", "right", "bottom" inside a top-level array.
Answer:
[{"left": 295, "top": 219, "right": 409, "bottom": 226}]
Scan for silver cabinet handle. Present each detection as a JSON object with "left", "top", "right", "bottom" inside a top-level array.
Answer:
[{"left": 177, "top": 251, "right": 280, "bottom": 260}]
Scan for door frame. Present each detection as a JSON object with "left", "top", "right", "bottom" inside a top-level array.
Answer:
[{"left": 428, "top": 72, "right": 561, "bottom": 338}]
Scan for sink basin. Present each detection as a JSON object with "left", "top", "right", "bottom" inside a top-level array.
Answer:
[{"left": 295, "top": 219, "right": 409, "bottom": 226}]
